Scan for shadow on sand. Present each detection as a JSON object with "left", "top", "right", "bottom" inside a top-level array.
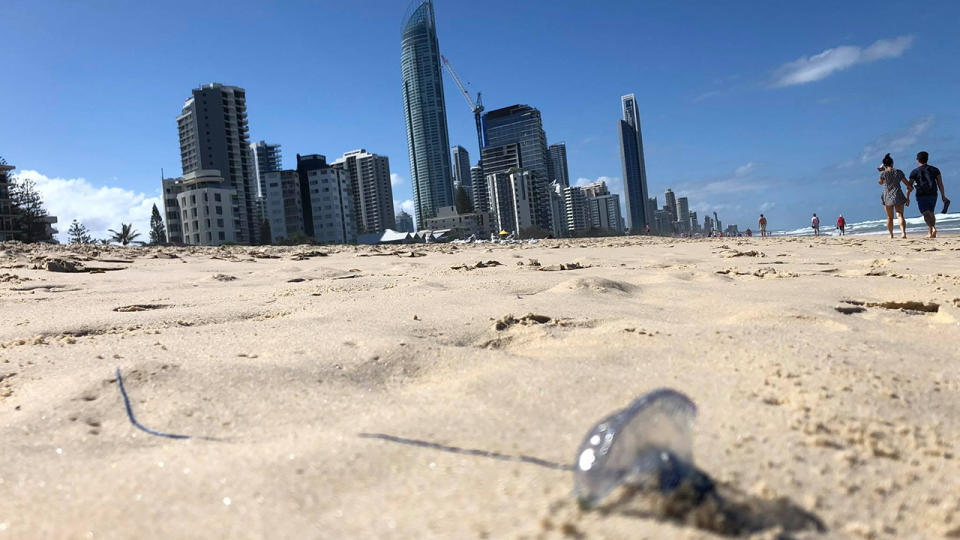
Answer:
[
  {"left": 594, "top": 472, "right": 826, "bottom": 538},
  {"left": 358, "top": 432, "right": 826, "bottom": 538}
]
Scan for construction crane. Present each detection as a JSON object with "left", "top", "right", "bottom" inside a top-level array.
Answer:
[{"left": 441, "top": 55, "right": 485, "bottom": 170}]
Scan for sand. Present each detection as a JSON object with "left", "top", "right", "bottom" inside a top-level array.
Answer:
[{"left": 1, "top": 236, "right": 958, "bottom": 539}]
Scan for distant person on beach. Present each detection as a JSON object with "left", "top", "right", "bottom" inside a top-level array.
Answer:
[
  {"left": 908, "top": 151, "right": 949, "bottom": 238},
  {"left": 837, "top": 215, "right": 846, "bottom": 236},
  {"left": 758, "top": 214, "right": 767, "bottom": 237},
  {"left": 878, "top": 153, "right": 911, "bottom": 238},
  {"left": 811, "top": 213, "right": 820, "bottom": 236}
]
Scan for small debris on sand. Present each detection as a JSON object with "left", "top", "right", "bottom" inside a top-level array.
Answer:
[
  {"left": 493, "top": 313, "right": 552, "bottom": 331},
  {"left": 538, "top": 262, "right": 585, "bottom": 272},
  {"left": 451, "top": 260, "right": 503, "bottom": 271}
]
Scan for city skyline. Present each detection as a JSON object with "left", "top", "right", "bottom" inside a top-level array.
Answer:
[{"left": 1, "top": 0, "right": 958, "bottom": 241}]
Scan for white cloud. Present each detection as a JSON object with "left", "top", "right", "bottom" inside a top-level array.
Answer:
[
  {"left": 771, "top": 36, "right": 913, "bottom": 88},
  {"left": 734, "top": 162, "right": 756, "bottom": 177},
  {"left": 859, "top": 115, "right": 935, "bottom": 163},
  {"left": 390, "top": 173, "right": 404, "bottom": 187},
  {"left": 393, "top": 199, "right": 415, "bottom": 218},
  {"left": 760, "top": 201, "right": 776, "bottom": 212},
  {"left": 683, "top": 163, "right": 766, "bottom": 196},
  {"left": 13, "top": 170, "right": 160, "bottom": 243}
]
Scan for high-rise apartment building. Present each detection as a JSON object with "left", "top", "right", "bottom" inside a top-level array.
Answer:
[
  {"left": 469, "top": 165, "right": 487, "bottom": 213},
  {"left": 161, "top": 177, "right": 185, "bottom": 244},
  {"left": 401, "top": 0, "right": 454, "bottom": 229},
  {"left": 331, "top": 149, "right": 395, "bottom": 235},
  {"left": 249, "top": 141, "right": 282, "bottom": 197},
  {"left": 646, "top": 197, "right": 659, "bottom": 233},
  {"left": 547, "top": 143, "right": 570, "bottom": 187},
  {"left": 262, "top": 170, "right": 304, "bottom": 243},
  {"left": 165, "top": 170, "right": 239, "bottom": 246},
  {"left": 296, "top": 154, "right": 356, "bottom": 244},
  {"left": 580, "top": 180, "right": 623, "bottom": 234},
  {"left": 482, "top": 104, "right": 552, "bottom": 232},
  {"left": 451, "top": 145, "right": 471, "bottom": 192},
  {"left": 395, "top": 210, "right": 415, "bottom": 233},
  {"left": 177, "top": 83, "right": 257, "bottom": 244},
  {"left": 562, "top": 186, "right": 589, "bottom": 235},
  {"left": 480, "top": 143, "right": 522, "bottom": 176},
  {"left": 675, "top": 196, "right": 690, "bottom": 233},
  {"left": 547, "top": 182, "right": 567, "bottom": 238},
  {"left": 618, "top": 93, "right": 650, "bottom": 233},
  {"left": 486, "top": 169, "right": 535, "bottom": 235},
  {"left": 664, "top": 189, "right": 677, "bottom": 221}
]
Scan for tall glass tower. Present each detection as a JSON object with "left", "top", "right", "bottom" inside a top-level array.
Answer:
[
  {"left": 401, "top": 0, "right": 454, "bottom": 229},
  {"left": 482, "top": 104, "right": 552, "bottom": 232},
  {"left": 618, "top": 93, "right": 650, "bottom": 233}
]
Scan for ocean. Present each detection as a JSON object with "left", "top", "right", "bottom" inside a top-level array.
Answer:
[{"left": 775, "top": 212, "right": 960, "bottom": 237}]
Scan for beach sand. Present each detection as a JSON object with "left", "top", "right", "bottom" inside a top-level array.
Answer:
[{"left": 1, "top": 237, "right": 958, "bottom": 539}]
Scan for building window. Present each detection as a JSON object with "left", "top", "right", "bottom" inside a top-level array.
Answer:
[
  {"left": 207, "top": 232, "right": 212, "bottom": 242},
  {"left": 206, "top": 219, "right": 211, "bottom": 228},
  {"left": 214, "top": 193, "right": 221, "bottom": 202},
  {"left": 194, "top": 233, "right": 200, "bottom": 243},
  {"left": 190, "top": 195, "right": 196, "bottom": 204},
  {"left": 218, "top": 231, "right": 225, "bottom": 241},
  {"left": 217, "top": 218, "right": 224, "bottom": 227},
  {"left": 191, "top": 208, "right": 197, "bottom": 218},
  {"left": 203, "top": 193, "right": 208, "bottom": 202},
  {"left": 216, "top": 206, "right": 223, "bottom": 215}
]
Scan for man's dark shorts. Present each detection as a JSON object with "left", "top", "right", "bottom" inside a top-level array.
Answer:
[{"left": 917, "top": 194, "right": 938, "bottom": 214}]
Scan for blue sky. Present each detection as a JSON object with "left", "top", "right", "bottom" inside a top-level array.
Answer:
[{"left": 1, "top": 0, "right": 958, "bottom": 238}]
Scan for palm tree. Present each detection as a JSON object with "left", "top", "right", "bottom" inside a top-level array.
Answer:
[{"left": 108, "top": 223, "right": 141, "bottom": 246}]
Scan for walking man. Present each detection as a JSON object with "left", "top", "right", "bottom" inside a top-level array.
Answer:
[
  {"left": 837, "top": 215, "right": 846, "bottom": 236},
  {"left": 811, "top": 213, "right": 820, "bottom": 236},
  {"left": 758, "top": 214, "right": 767, "bottom": 237},
  {"left": 908, "top": 151, "right": 949, "bottom": 238}
]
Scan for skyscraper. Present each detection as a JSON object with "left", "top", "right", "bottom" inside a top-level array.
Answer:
[
  {"left": 395, "top": 210, "right": 415, "bottom": 233},
  {"left": 664, "top": 189, "right": 677, "bottom": 220},
  {"left": 177, "top": 83, "right": 257, "bottom": 243},
  {"left": 482, "top": 104, "right": 552, "bottom": 232},
  {"left": 451, "top": 145, "right": 471, "bottom": 193},
  {"left": 249, "top": 141, "right": 282, "bottom": 197},
  {"left": 617, "top": 93, "right": 650, "bottom": 234},
  {"left": 675, "top": 196, "right": 690, "bottom": 233},
  {"left": 547, "top": 143, "right": 570, "bottom": 187},
  {"left": 332, "top": 149, "right": 396, "bottom": 234},
  {"left": 401, "top": 0, "right": 454, "bottom": 229}
]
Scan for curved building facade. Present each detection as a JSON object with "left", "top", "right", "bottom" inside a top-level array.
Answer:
[{"left": 401, "top": 0, "right": 454, "bottom": 229}]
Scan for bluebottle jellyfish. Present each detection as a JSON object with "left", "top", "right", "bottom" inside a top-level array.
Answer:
[{"left": 573, "top": 388, "right": 700, "bottom": 506}]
